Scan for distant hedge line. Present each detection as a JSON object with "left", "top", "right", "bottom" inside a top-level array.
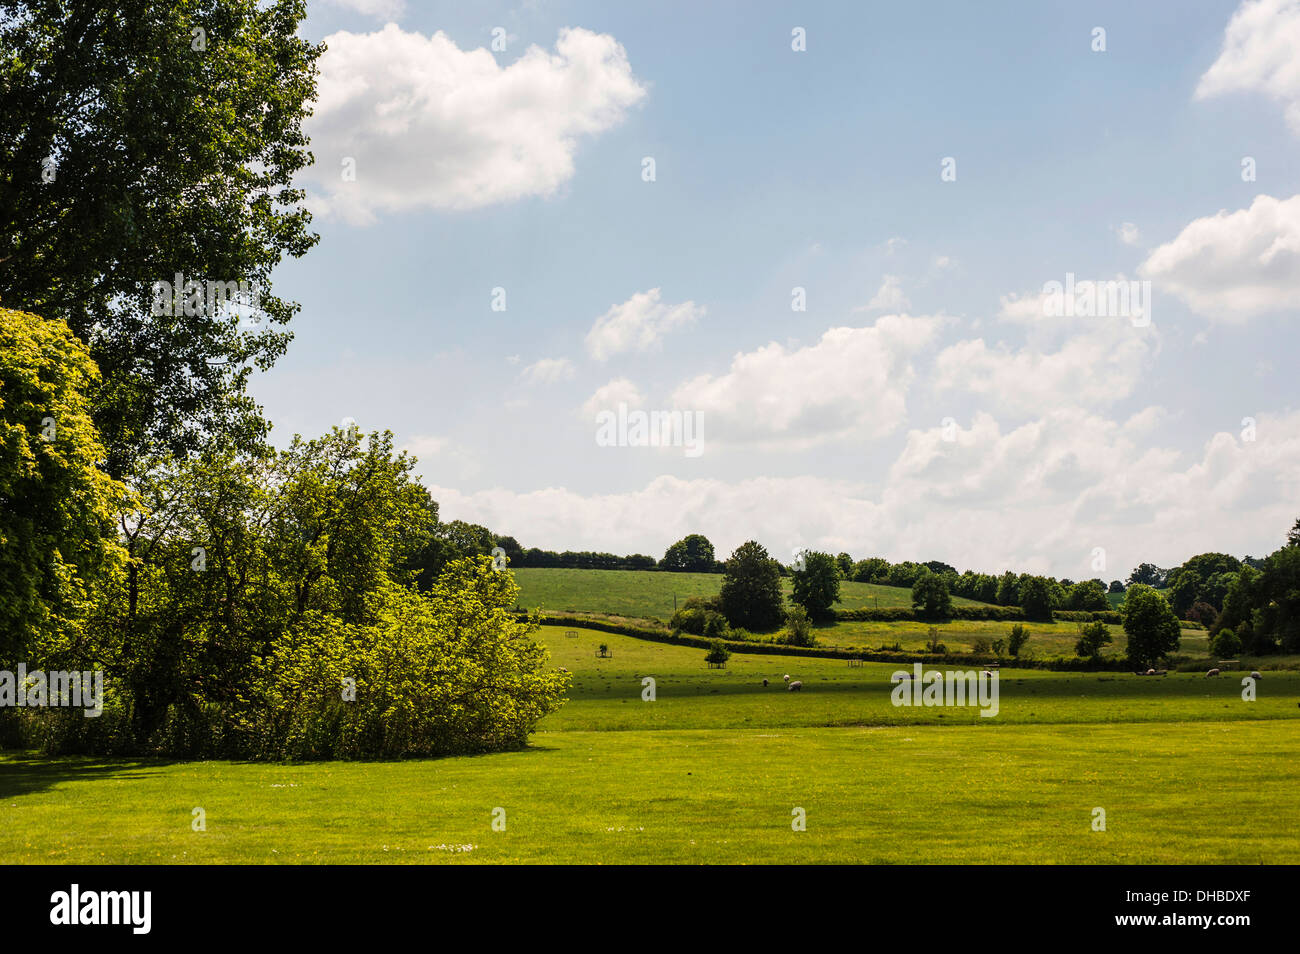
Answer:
[
  {"left": 831, "top": 606, "right": 1122, "bottom": 624},
  {"left": 527, "top": 614, "right": 1135, "bottom": 671}
]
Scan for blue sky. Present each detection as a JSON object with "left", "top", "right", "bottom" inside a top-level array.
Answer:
[{"left": 252, "top": 0, "right": 1300, "bottom": 579}]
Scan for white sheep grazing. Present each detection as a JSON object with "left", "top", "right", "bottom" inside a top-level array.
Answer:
[
  {"left": 981, "top": 670, "right": 994, "bottom": 677},
  {"left": 1250, "top": 670, "right": 1263, "bottom": 680},
  {"left": 788, "top": 680, "right": 803, "bottom": 691},
  {"left": 1205, "top": 668, "right": 1221, "bottom": 678},
  {"left": 783, "top": 674, "right": 791, "bottom": 683},
  {"left": 1146, "top": 669, "right": 1156, "bottom": 676}
]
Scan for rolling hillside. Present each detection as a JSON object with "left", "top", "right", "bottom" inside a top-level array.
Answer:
[{"left": 510, "top": 567, "right": 995, "bottom": 621}]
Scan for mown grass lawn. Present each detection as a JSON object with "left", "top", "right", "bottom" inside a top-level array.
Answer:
[
  {"left": 2, "top": 721, "right": 1296, "bottom": 864},
  {"left": 1, "top": 627, "right": 1297, "bottom": 864}
]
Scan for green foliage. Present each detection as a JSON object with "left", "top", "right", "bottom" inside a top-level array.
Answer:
[
  {"left": 0, "top": 308, "right": 127, "bottom": 662},
  {"left": 718, "top": 541, "right": 784, "bottom": 631},
  {"left": 1209, "top": 628, "right": 1241, "bottom": 658},
  {"left": 782, "top": 603, "right": 814, "bottom": 647},
  {"left": 702, "top": 611, "right": 730, "bottom": 640},
  {"left": 924, "top": 627, "right": 946, "bottom": 654},
  {"left": 1121, "top": 584, "right": 1181, "bottom": 666},
  {"left": 1074, "top": 621, "right": 1112, "bottom": 659},
  {"left": 255, "top": 567, "right": 569, "bottom": 759},
  {"left": 911, "top": 570, "right": 953, "bottom": 621},
  {"left": 791, "top": 551, "right": 840, "bottom": 621},
  {"left": 704, "top": 639, "right": 731, "bottom": 665},
  {"left": 1165, "top": 552, "right": 1241, "bottom": 617},
  {"left": 0, "top": 1, "right": 323, "bottom": 474},
  {"left": 1019, "top": 576, "right": 1054, "bottom": 621},
  {"left": 996, "top": 571, "right": 1020, "bottom": 606},
  {"left": 850, "top": 557, "right": 890, "bottom": 583},
  {"left": 1067, "top": 579, "right": 1110, "bottom": 611},
  {"left": 1008, "top": 623, "right": 1030, "bottom": 657},
  {"left": 403, "top": 511, "right": 497, "bottom": 589},
  {"left": 660, "top": 533, "right": 716, "bottom": 572},
  {"left": 1127, "top": 563, "right": 1169, "bottom": 588},
  {"left": 32, "top": 427, "right": 566, "bottom": 758}
]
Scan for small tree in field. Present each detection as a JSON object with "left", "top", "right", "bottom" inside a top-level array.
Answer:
[
  {"left": 1210, "top": 627, "right": 1241, "bottom": 658},
  {"left": 719, "top": 541, "right": 784, "bottom": 631},
  {"left": 705, "top": 639, "right": 731, "bottom": 667},
  {"left": 783, "top": 604, "right": 814, "bottom": 647},
  {"left": 911, "top": 571, "right": 953, "bottom": 620},
  {"left": 791, "top": 551, "right": 840, "bottom": 621},
  {"left": 1122, "top": 584, "right": 1181, "bottom": 667},
  {"left": 1075, "top": 621, "right": 1112, "bottom": 659},
  {"left": 1008, "top": 623, "right": 1030, "bottom": 657},
  {"left": 1019, "top": 576, "right": 1054, "bottom": 621}
]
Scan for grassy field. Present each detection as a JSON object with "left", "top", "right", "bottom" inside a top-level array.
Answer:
[
  {"left": 817, "top": 617, "right": 1210, "bottom": 658},
  {"left": 511, "top": 567, "right": 990, "bottom": 622},
  {"left": 512, "top": 567, "right": 1208, "bottom": 661},
  {"left": 2, "top": 625, "right": 1298, "bottom": 864}
]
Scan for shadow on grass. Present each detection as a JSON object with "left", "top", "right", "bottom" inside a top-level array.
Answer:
[
  {"left": 0, "top": 740, "right": 557, "bottom": 799},
  {"left": 0, "top": 752, "right": 179, "bottom": 800}
]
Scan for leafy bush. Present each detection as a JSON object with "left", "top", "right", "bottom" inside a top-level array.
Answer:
[
  {"left": 702, "top": 611, "right": 730, "bottom": 640},
  {"left": 782, "top": 604, "right": 815, "bottom": 646},
  {"left": 911, "top": 571, "right": 954, "bottom": 620},
  {"left": 1008, "top": 623, "right": 1030, "bottom": 657},
  {"left": 971, "top": 637, "right": 993, "bottom": 654},
  {"left": 704, "top": 639, "right": 731, "bottom": 666},
  {"left": 1210, "top": 627, "right": 1241, "bottom": 658},
  {"left": 1074, "top": 621, "right": 1112, "bottom": 659}
]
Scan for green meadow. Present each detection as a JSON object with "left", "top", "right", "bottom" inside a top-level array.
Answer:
[
  {"left": 510, "top": 567, "right": 989, "bottom": 622},
  {"left": 2, "top": 625, "right": 1298, "bottom": 864},
  {"left": 512, "top": 567, "right": 1213, "bottom": 662}
]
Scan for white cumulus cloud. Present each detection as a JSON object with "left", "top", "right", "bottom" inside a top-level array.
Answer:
[
  {"left": 305, "top": 26, "right": 646, "bottom": 223},
  {"left": 1139, "top": 194, "right": 1300, "bottom": 320},
  {"left": 584, "top": 289, "right": 703, "bottom": 361},
  {"left": 669, "top": 314, "right": 943, "bottom": 450},
  {"left": 1197, "top": 0, "right": 1300, "bottom": 133}
]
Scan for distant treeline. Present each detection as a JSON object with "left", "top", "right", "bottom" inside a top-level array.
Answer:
[{"left": 422, "top": 522, "right": 1298, "bottom": 654}]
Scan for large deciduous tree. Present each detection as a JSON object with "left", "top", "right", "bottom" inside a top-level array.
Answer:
[
  {"left": 1121, "top": 584, "right": 1181, "bottom": 666},
  {"left": 0, "top": 307, "right": 125, "bottom": 662},
  {"left": 911, "top": 570, "right": 953, "bottom": 621},
  {"left": 660, "top": 533, "right": 715, "bottom": 572},
  {"left": 0, "top": 0, "right": 322, "bottom": 474},
  {"left": 791, "top": 550, "right": 840, "bottom": 622},
  {"left": 718, "top": 540, "right": 783, "bottom": 631}
]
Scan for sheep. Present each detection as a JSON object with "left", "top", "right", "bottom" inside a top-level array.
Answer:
[
  {"left": 1146, "top": 669, "right": 1156, "bottom": 676},
  {"left": 783, "top": 674, "right": 791, "bottom": 683},
  {"left": 981, "top": 670, "right": 995, "bottom": 677},
  {"left": 1250, "top": 670, "right": 1262, "bottom": 681},
  {"left": 1205, "top": 668, "right": 1221, "bottom": 678},
  {"left": 762, "top": 678, "right": 769, "bottom": 687},
  {"left": 788, "top": 680, "right": 803, "bottom": 691}
]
